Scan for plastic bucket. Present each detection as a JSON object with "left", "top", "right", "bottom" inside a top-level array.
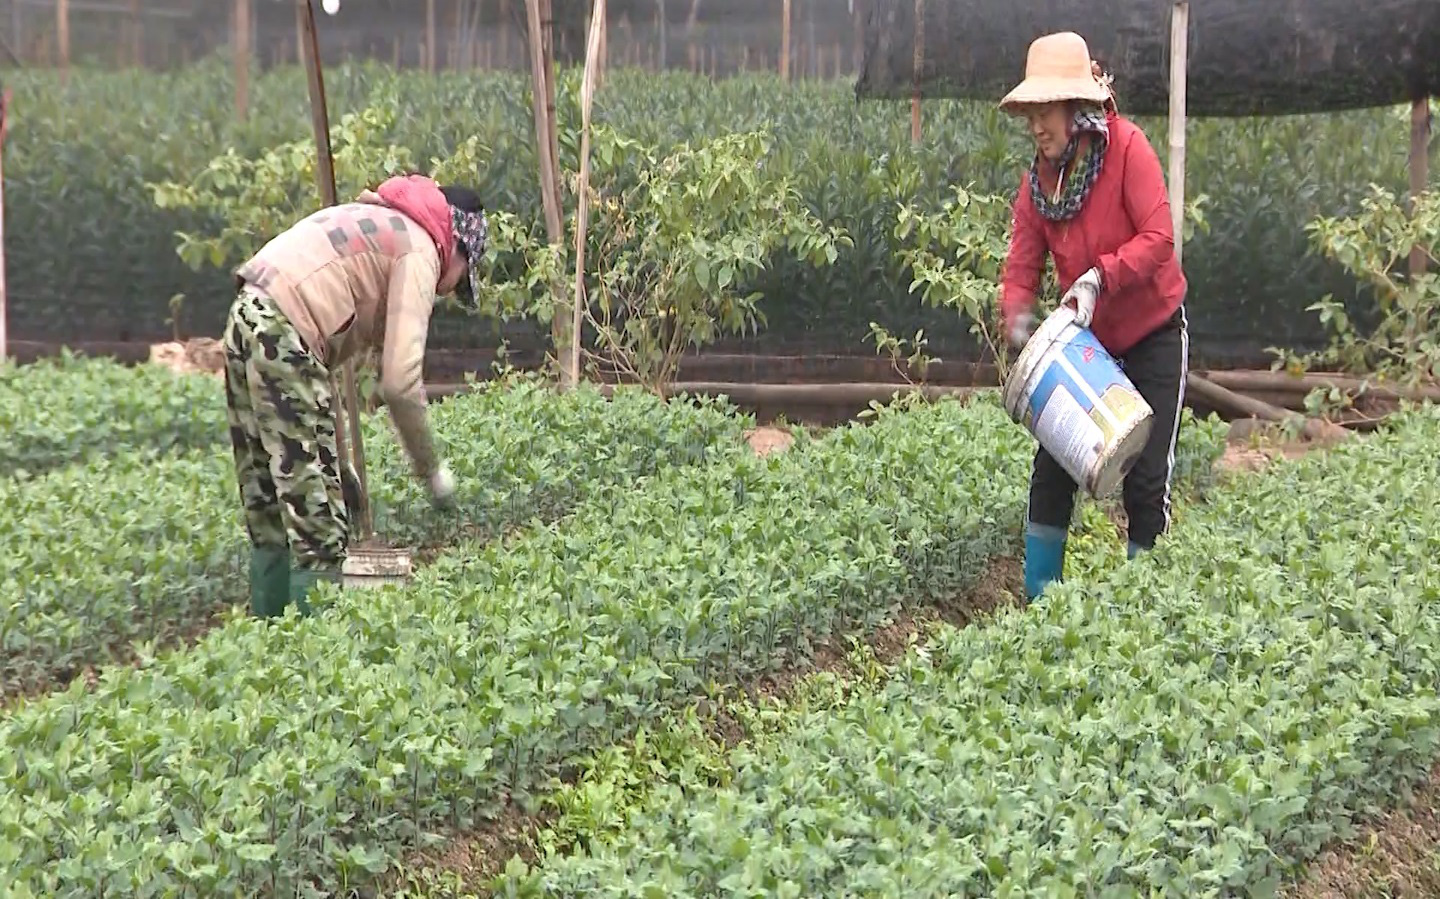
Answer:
[{"left": 1001, "top": 306, "right": 1154, "bottom": 498}]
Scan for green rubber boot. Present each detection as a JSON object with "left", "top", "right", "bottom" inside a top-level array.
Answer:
[
  {"left": 288, "top": 566, "right": 342, "bottom": 617},
  {"left": 249, "top": 545, "right": 291, "bottom": 618}
]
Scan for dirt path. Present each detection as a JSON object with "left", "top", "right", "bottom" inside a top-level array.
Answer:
[{"left": 1285, "top": 765, "right": 1440, "bottom": 899}]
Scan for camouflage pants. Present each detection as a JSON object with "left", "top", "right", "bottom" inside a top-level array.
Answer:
[{"left": 222, "top": 288, "right": 349, "bottom": 570}]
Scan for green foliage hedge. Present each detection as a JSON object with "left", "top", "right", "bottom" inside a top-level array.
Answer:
[
  {"left": 4, "top": 60, "right": 1425, "bottom": 358},
  {"left": 511, "top": 404, "right": 1440, "bottom": 898}
]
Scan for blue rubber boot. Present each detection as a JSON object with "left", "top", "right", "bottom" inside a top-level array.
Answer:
[
  {"left": 1023, "top": 523, "right": 1068, "bottom": 602},
  {"left": 1127, "top": 541, "right": 1144, "bottom": 561}
]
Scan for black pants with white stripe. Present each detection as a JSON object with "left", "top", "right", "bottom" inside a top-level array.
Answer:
[{"left": 1026, "top": 305, "right": 1190, "bottom": 550}]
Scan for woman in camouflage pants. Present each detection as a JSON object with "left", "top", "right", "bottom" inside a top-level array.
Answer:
[{"left": 223, "top": 174, "right": 488, "bottom": 617}]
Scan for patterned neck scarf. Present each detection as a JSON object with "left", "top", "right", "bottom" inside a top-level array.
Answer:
[{"left": 1028, "top": 106, "right": 1110, "bottom": 222}]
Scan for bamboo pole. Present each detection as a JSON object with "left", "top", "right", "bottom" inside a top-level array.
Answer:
[
  {"left": 56, "top": 0, "right": 69, "bottom": 83},
  {"left": 569, "top": 0, "right": 607, "bottom": 388},
  {"left": 1411, "top": 97, "right": 1432, "bottom": 278},
  {"left": 1185, "top": 373, "right": 1348, "bottom": 442},
  {"left": 297, "top": 0, "right": 373, "bottom": 540},
  {"left": 780, "top": 0, "right": 790, "bottom": 82},
  {"left": 1198, "top": 369, "right": 1440, "bottom": 403},
  {"left": 11, "top": 1, "right": 22, "bottom": 64},
  {"left": 852, "top": 0, "right": 863, "bottom": 74},
  {"left": 234, "top": 0, "right": 251, "bottom": 122},
  {"left": 0, "top": 90, "right": 10, "bottom": 363},
  {"left": 427, "top": 0, "right": 437, "bottom": 71},
  {"left": 523, "top": 0, "right": 569, "bottom": 376},
  {"left": 1168, "top": 1, "right": 1189, "bottom": 267},
  {"left": 129, "top": 0, "right": 141, "bottom": 66},
  {"left": 910, "top": 0, "right": 923, "bottom": 144}
]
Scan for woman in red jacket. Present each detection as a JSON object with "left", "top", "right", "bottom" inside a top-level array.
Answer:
[{"left": 997, "top": 31, "right": 1189, "bottom": 602}]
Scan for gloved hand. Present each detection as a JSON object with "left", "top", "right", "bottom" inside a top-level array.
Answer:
[
  {"left": 1007, "top": 312, "right": 1037, "bottom": 349},
  {"left": 428, "top": 461, "right": 456, "bottom": 509},
  {"left": 1063, "top": 267, "right": 1102, "bottom": 328}
]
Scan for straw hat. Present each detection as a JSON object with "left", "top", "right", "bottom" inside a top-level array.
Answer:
[{"left": 999, "top": 32, "right": 1112, "bottom": 113}]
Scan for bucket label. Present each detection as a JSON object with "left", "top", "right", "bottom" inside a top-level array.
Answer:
[
  {"left": 1032, "top": 384, "right": 1104, "bottom": 484},
  {"left": 1013, "top": 319, "right": 1152, "bottom": 494}
]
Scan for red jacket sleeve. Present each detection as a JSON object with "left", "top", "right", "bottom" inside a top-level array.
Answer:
[
  {"left": 1095, "top": 126, "right": 1176, "bottom": 293},
  {"left": 999, "top": 176, "right": 1048, "bottom": 326}
]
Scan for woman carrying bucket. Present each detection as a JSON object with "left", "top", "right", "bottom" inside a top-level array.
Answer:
[{"left": 997, "top": 32, "right": 1189, "bottom": 602}]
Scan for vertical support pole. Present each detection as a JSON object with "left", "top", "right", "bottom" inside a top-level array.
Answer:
[
  {"left": 780, "top": 0, "right": 790, "bottom": 82},
  {"left": 1411, "top": 97, "right": 1432, "bottom": 278},
  {"left": 911, "top": 0, "right": 923, "bottom": 144},
  {"left": 524, "top": 0, "right": 569, "bottom": 382},
  {"left": 852, "top": 0, "right": 863, "bottom": 75},
  {"left": 129, "top": 0, "right": 142, "bottom": 67},
  {"left": 571, "top": 0, "right": 607, "bottom": 388},
  {"left": 1168, "top": 1, "right": 1189, "bottom": 267},
  {"left": 235, "top": 0, "right": 252, "bottom": 122},
  {"left": 11, "top": 0, "right": 22, "bottom": 65},
  {"left": 427, "top": 0, "right": 438, "bottom": 72},
  {"left": 57, "top": 0, "right": 70, "bottom": 84},
  {"left": 0, "top": 90, "right": 10, "bottom": 364},
  {"left": 298, "top": 0, "right": 373, "bottom": 540}
]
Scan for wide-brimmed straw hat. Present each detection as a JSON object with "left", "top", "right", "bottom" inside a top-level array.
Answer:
[{"left": 999, "top": 32, "right": 1112, "bottom": 113}]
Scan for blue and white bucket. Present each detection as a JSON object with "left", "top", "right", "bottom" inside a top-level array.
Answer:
[{"left": 1001, "top": 305, "right": 1154, "bottom": 499}]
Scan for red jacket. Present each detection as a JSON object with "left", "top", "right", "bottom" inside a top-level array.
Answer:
[{"left": 999, "top": 110, "right": 1187, "bottom": 357}]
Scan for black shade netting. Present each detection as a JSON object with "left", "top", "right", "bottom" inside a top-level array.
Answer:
[{"left": 856, "top": 0, "right": 1440, "bottom": 117}]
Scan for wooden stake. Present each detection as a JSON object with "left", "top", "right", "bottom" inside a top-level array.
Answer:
[
  {"left": 852, "top": 0, "right": 863, "bottom": 75},
  {"left": 427, "top": 0, "right": 437, "bottom": 72},
  {"left": 56, "top": 0, "right": 69, "bottom": 83},
  {"left": 780, "top": 0, "right": 790, "bottom": 82},
  {"left": 1168, "top": 1, "right": 1189, "bottom": 267},
  {"left": 1411, "top": 97, "right": 1432, "bottom": 278},
  {"left": 298, "top": 0, "right": 373, "bottom": 540},
  {"left": 0, "top": 89, "right": 10, "bottom": 362},
  {"left": 129, "top": 0, "right": 142, "bottom": 66},
  {"left": 524, "top": 0, "right": 569, "bottom": 376},
  {"left": 570, "top": 0, "right": 607, "bottom": 388},
  {"left": 910, "top": 0, "right": 923, "bottom": 144},
  {"left": 10, "top": 0, "right": 22, "bottom": 65},
  {"left": 234, "top": 0, "right": 251, "bottom": 122}
]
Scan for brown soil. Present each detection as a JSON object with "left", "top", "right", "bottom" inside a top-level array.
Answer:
[
  {"left": 148, "top": 338, "right": 225, "bottom": 379},
  {"left": 1286, "top": 765, "right": 1440, "bottom": 899},
  {"left": 388, "top": 800, "right": 554, "bottom": 898},
  {"left": 1, "top": 602, "right": 233, "bottom": 707},
  {"left": 1215, "top": 417, "right": 1352, "bottom": 475},
  {"left": 743, "top": 425, "right": 796, "bottom": 457}
]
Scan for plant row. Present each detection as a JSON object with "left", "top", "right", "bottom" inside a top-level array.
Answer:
[
  {"left": 5, "top": 62, "right": 1421, "bottom": 356},
  {"left": 505, "top": 404, "right": 1440, "bottom": 898},
  {"left": 0, "top": 353, "right": 228, "bottom": 478},
  {"left": 0, "top": 394, "right": 1045, "bottom": 897},
  {"left": 0, "top": 374, "right": 747, "bottom": 700}
]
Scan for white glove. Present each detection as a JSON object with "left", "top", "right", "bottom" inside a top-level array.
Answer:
[
  {"left": 1007, "top": 312, "right": 1037, "bottom": 349},
  {"left": 1063, "top": 267, "right": 1102, "bottom": 328},
  {"left": 428, "top": 462, "right": 456, "bottom": 507}
]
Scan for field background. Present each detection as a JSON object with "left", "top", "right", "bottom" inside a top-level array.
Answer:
[{"left": 1, "top": 0, "right": 1433, "bottom": 368}]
